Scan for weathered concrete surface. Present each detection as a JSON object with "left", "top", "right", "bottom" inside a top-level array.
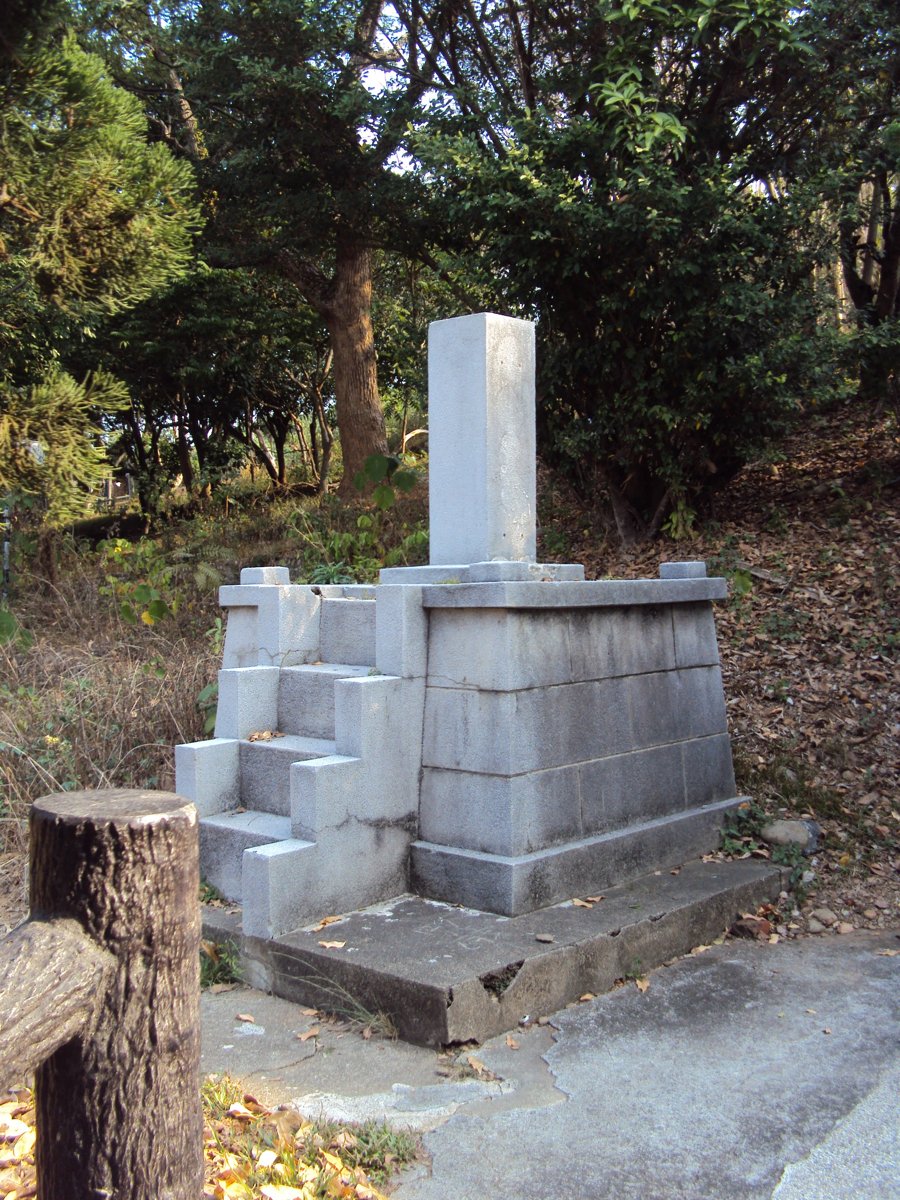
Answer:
[
  {"left": 393, "top": 931, "right": 900, "bottom": 1200},
  {"left": 209, "top": 858, "right": 786, "bottom": 1045},
  {"left": 200, "top": 931, "right": 899, "bottom": 1200}
]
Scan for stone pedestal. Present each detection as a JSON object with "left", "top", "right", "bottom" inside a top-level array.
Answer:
[{"left": 409, "top": 571, "right": 741, "bottom": 915}]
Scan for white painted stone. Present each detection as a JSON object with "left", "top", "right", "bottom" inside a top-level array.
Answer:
[
  {"left": 420, "top": 577, "right": 728, "bottom": 609},
  {"left": 214, "top": 666, "right": 279, "bottom": 739},
  {"left": 428, "top": 313, "right": 536, "bottom": 565},
  {"left": 175, "top": 738, "right": 240, "bottom": 817},
  {"left": 379, "top": 561, "right": 585, "bottom": 584}
]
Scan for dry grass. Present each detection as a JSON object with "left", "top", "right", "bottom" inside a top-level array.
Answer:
[{"left": 0, "top": 556, "right": 217, "bottom": 932}]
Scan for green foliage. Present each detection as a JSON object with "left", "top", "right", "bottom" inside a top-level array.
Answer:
[
  {"left": 353, "top": 454, "right": 419, "bottom": 510},
  {"left": 0, "top": 27, "right": 201, "bottom": 525},
  {"left": 200, "top": 938, "right": 242, "bottom": 988},
  {"left": 413, "top": 0, "right": 845, "bottom": 537}
]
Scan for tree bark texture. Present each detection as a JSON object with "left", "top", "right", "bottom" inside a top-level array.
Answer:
[
  {"left": 29, "top": 789, "right": 202, "bottom": 1200},
  {"left": 0, "top": 919, "right": 114, "bottom": 1085},
  {"left": 274, "top": 239, "right": 388, "bottom": 495}
]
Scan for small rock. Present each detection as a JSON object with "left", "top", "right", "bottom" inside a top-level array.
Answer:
[
  {"left": 760, "top": 819, "right": 820, "bottom": 853},
  {"left": 810, "top": 907, "right": 838, "bottom": 927},
  {"left": 801, "top": 870, "right": 816, "bottom": 885},
  {"left": 864, "top": 908, "right": 878, "bottom": 919},
  {"left": 807, "top": 918, "right": 826, "bottom": 934},
  {"left": 836, "top": 922, "right": 855, "bottom": 934}
]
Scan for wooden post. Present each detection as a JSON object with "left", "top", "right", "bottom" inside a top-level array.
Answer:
[{"left": 29, "top": 789, "right": 202, "bottom": 1200}]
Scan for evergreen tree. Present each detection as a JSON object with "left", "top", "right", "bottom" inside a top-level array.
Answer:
[{"left": 0, "top": 25, "right": 201, "bottom": 524}]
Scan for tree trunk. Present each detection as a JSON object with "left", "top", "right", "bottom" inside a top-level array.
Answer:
[
  {"left": 29, "top": 789, "right": 202, "bottom": 1200},
  {"left": 324, "top": 238, "right": 388, "bottom": 495}
]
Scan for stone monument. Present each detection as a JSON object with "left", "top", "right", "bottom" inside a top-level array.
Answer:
[{"left": 177, "top": 313, "right": 743, "bottom": 941}]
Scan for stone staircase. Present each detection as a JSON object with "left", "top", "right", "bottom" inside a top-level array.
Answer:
[{"left": 176, "top": 570, "right": 422, "bottom": 939}]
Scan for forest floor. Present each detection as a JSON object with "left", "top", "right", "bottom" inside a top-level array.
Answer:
[{"left": 0, "top": 399, "right": 897, "bottom": 942}]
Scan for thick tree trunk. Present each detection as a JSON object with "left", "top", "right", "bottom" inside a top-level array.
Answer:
[
  {"left": 275, "top": 240, "right": 388, "bottom": 496},
  {"left": 325, "top": 237, "right": 389, "bottom": 496},
  {"left": 29, "top": 789, "right": 202, "bottom": 1200}
]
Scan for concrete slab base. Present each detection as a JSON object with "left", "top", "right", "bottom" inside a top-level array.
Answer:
[{"left": 203, "top": 857, "right": 785, "bottom": 1046}]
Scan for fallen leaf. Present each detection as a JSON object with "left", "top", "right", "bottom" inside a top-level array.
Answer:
[
  {"left": 318, "top": 940, "right": 346, "bottom": 949},
  {"left": 299, "top": 1007, "right": 319, "bottom": 1016},
  {"left": 579, "top": 992, "right": 596, "bottom": 1002},
  {"left": 586, "top": 895, "right": 605, "bottom": 903},
  {"left": 297, "top": 1027, "right": 320, "bottom": 1042},
  {"left": 209, "top": 983, "right": 237, "bottom": 994},
  {"left": 226, "top": 1103, "right": 254, "bottom": 1120},
  {"left": 236, "top": 1013, "right": 256, "bottom": 1023},
  {"left": 260, "top": 1186, "right": 306, "bottom": 1200},
  {"left": 806, "top": 1008, "right": 817, "bottom": 1015},
  {"left": 823, "top": 1028, "right": 832, "bottom": 1035},
  {"left": 572, "top": 898, "right": 593, "bottom": 908},
  {"left": 876, "top": 949, "right": 899, "bottom": 957},
  {"left": 257, "top": 1149, "right": 278, "bottom": 1168},
  {"left": 314, "top": 915, "right": 343, "bottom": 931},
  {"left": 535, "top": 933, "right": 555, "bottom": 943},
  {"left": 635, "top": 978, "right": 650, "bottom": 993},
  {"left": 505, "top": 1036, "right": 520, "bottom": 1050}
]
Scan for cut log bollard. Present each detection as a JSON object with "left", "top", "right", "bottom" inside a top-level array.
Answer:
[{"left": 0, "top": 789, "right": 203, "bottom": 1200}]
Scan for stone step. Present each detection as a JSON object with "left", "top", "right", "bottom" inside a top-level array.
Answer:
[
  {"left": 207, "top": 857, "right": 785, "bottom": 1046},
  {"left": 319, "top": 598, "right": 376, "bottom": 667},
  {"left": 200, "top": 810, "right": 296, "bottom": 903},
  {"left": 239, "top": 734, "right": 336, "bottom": 816},
  {"left": 278, "top": 663, "right": 372, "bottom": 739}
]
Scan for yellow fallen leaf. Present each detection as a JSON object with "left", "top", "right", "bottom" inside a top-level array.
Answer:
[
  {"left": 13, "top": 1128, "right": 35, "bottom": 1157},
  {"left": 236, "top": 1013, "right": 256, "bottom": 1023},
  {"left": 297, "top": 1027, "right": 320, "bottom": 1042},
  {"left": 579, "top": 992, "right": 595, "bottom": 1002},
  {"left": 876, "top": 949, "right": 899, "bottom": 957},
  {"left": 300, "top": 1006, "right": 319, "bottom": 1015},
  {"left": 257, "top": 1149, "right": 278, "bottom": 1169},
  {"left": 572, "top": 898, "right": 593, "bottom": 908},
  {"left": 260, "top": 1187, "right": 307, "bottom": 1200},
  {"left": 314, "top": 915, "right": 343, "bottom": 930},
  {"left": 321, "top": 1150, "right": 345, "bottom": 1172},
  {"left": 0, "top": 1118, "right": 30, "bottom": 1141},
  {"left": 318, "top": 940, "right": 346, "bottom": 949},
  {"left": 635, "top": 978, "right": 650, "bottom": 993}
]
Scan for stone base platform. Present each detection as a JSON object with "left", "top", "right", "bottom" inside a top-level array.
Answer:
[{"left": 203, "top": 858, "right": 785, "bottom": 1047}]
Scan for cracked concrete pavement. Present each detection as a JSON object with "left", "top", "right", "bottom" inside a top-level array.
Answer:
[{"left": 201, "top": 929, "right": 899, "bottom": 1199}]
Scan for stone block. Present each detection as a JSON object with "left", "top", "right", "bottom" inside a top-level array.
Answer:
[
  {"left": 239, "top": 734, "right": 335, "bottom": 817},
  {"left": 333, "top": 676, "right": 424, "bottom": 809},
  {"left": 214, "top": 666, "right": 279, "bottom": 740},
  {"left": 411, "top": 797, "right": 741, "bottom": 916},
  {"left": 580, "top": 742, "right": 687, "bottom": 836},
  {"left": 422, "top": 678, "right": 632, "bottom": 775},
  {"left": 241, "top": 566, "right": 290, "bottom": 584},
  {"left": 567, "top": 605, "right": 677, "bottom": 680},
  {"left": 174, "top": 738, "right": 240, "bottom": 817},
  {"left": 319, "top": 598, "right": 376, "bottom": 666},
  {"left": 672, "top": 602, "right": 721, "bottom": 668},
  {"left": 628, "top": 667, "right": 727, "bottom": 748},
  {"left": 659, "top": 561, "right": 708, "bottom": 578},
  {"left": 278, "top": 663, "right": 369, "bottom": 739},
  {"left": 375, "top": 585, "right": 429, "bottom": 678},
  {"left": 241, "top": 838, "right": 316, "bottom": 939},
  {"left": 419, "top": 765, "right": 584, "bottom": 856},
  {"left": 682, "top": 733, "right": 737, "bottom": 805},
  {"left": 379, "top": 561, "right": 585, "bottom": 584},
  {"left": 420, "top": 577, "right": 728, "bottom": 611},
  {"left": 290, "top": 754, "right": 365, "bottom": 840},
  {"left": 428, "top": 313, "right": 537, "bottom": 565},
  {"left": 219, "top": 584, "right": 321, "bottom": 669},
  {"left": 199, "top": 809, "right": 290, "bottom": 902}
]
